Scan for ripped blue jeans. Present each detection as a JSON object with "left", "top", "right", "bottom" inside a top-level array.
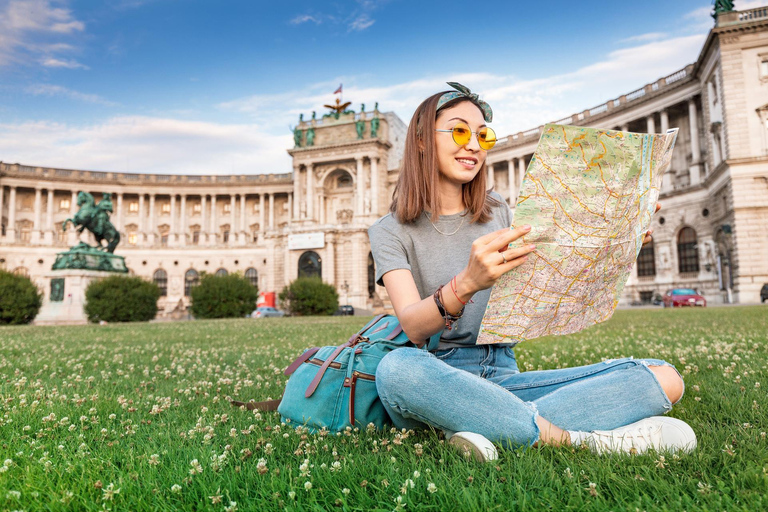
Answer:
[{"left": 375, "top": 345, "right": 683, "bottom": 448}]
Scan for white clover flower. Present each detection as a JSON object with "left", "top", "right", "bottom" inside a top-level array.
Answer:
[
  {"left": 427, "top": 483, "right": 437, "bottom": 494},
  {"left": 342, "top": 488, "right": 350, "bottom": 495},
  {"left": 304, "top": 481, "right": 312, "bottom": 491},
  {"left": 102, "top": 483, "right": 120, "bottom": 501},
  {"left": 413, "top": 470, "right": 420, "bottom": 479},
  {"left": 171, "top": 484, "right": 182, "bottom": 494},
  {"left": 7, "top": 490, "right": 21, "bottom": 500},
  {"left": 148, "top": 454, "right": 160, "bottom": 466},
  {"left": 288, "top": 491, "right": 296, "bottom": 500},
  {"left": 331, "top": 461, "right": 341, "bottom": 472}
]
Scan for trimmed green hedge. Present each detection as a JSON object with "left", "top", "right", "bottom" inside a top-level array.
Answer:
[
  {"left": 190, "top": 273, "right": 259, "bottom": 319},
  {"left": 0, "top": 270, "right": 42, "bottom": 325},
  {"left": 84, "top": 275, "right": 160, "bottom": 323},
  {"left": 279, "top": 277, "right": 339, "bottom": 316}
]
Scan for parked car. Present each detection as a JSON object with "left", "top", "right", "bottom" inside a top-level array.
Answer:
[
  {"left": 251, "top": 306, "right": 285, "bottom": 318},
  {"left": 662, "top": 288, "right": 707, "bottom": 308},
  {"left": 761, "top": 283, "right": 768, "bottom": 303},
  {"left": 334, "top": 305, "right": 355, "bottom": 316}
]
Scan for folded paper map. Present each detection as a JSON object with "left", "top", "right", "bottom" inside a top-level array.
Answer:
[{"left": 478, "top": 124, "right": 678, "bottom": 344}]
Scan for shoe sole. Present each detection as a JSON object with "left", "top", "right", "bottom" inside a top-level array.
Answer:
[{"left": 448, "top": 433, "right": 498, "bottom": 462}]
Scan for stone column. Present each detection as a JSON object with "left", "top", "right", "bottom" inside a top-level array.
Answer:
[
  {"left": 269, "top": 193, "right": 275, "bottom": 229},
  {"left": 688, "top": 98, "right": 702, "bottom": 185},
  {"left": 116, "top": 193, "right": 123, "bottom": 232},
  {"left": 68, "top": 190, "right": 77, "bottom": 245},
  {"left": 292, "top": 166, "right": 301, "bottom": 220},
  {"left": 230, "top": 195, "right": 236, "bottom": 246},
  {"left": 170, "top": 194, "right": 177, "bottom": 245},
  {"left": 356, "top": 158, "right": 364, "bottom": 217},
  {"left": 0, "top": 186, "right": 4, "bottom": 240},
  {"left": 259, "top": 194, "right": 265, "bottom": 235},
  {"left": 138, "top": 194, "right": 145, "bottom": 243},
  {"left": 210, "top": 194, "right": 217, "bottom": 245},
  {"left": 179, "top": 195, "right": 187, "bottom": 246},
  {"left": 646, "top": 114, "right": 656, "bottom": 134},
  {"left": 487, "top": 164, "right": 495, "bottom": 189},
  {"left": 6, "top": 186, "right": 16, "bottom": 242},
  {"left": 287, "top": 194, "right": 292, "bottom": 225},
  {"left": 44, "top": 189, "right": 54, "bottom": 244},
  {"left": 324, "top": 233, "right": 335, "bottom": 284},
  {"left": 200, "top": 195, "right": 207, "bottom": 245},
  {"left": 371, "top": 157, "right": 379, "bottom": 215},
  {"left": 319, "top": 194, "right": 325, "bottom": 225},
  {"left": 33, "top": 187, "right": 42, "bottom": 244},
  {"left": 240, "top": 194, "right": 246, "bottom": 244},
  {"left": 306, "top": 164, "right": 314, "bottom": 221},
  {"left": 660, "top": 109, "right": 669, "bottom": 133},
  {"left": 508, "top": 160, "right": 516, "bottom": 206},
  {"left": 518, "top": 157, "right": 526, "bottom": 186},
  {"left": 621, "top": 124, "right": 629, "bottom": 133},
  {"left": 148, "top": 194, "right": 156, "bottom": 245}
]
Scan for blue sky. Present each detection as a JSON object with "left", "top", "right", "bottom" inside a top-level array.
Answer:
[{"left": 0, "top": 0, "right": 763, "bottom": 174}]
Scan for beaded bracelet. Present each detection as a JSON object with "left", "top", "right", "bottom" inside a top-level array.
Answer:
[{"left": 433, "top": 286, "right": 464, "bottom": 330}]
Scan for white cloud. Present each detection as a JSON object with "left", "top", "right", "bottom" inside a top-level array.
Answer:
[
  {"left": 0, "top": 0, "right": 85, "bottom": 67},
  {"left": 348, "top": 14, "right": 374, "bottom": 31},
  {"left": 40, "top": 56, "right": 87, "bottom": 69},
  {"left": 620, "top": 32, "right": 667, "bottom": 43},
  {"left": 26, "top": 84, "right": 117, "bottom": 106},
  {"left": 290, "top": 14, "right": 323, "bottom": 25},
  {"left": 0, "top": 116, "right": 293, "bottom": 175}
]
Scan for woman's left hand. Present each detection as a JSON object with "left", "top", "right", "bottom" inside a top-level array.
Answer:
[{"left": 642, "top": 202, "right": 662, "bottom": 246}]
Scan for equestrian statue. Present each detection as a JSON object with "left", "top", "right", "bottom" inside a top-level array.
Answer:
[{"left": 62, "top": 192, "right": 121, "bottom": 253}]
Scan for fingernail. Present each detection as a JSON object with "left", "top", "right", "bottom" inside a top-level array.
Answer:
[
  {"left": 528, "top": 245, "right": 536, "bottom": 251},
  {"left": 523, "top": 225, "right": 531, "bottom": 231}
]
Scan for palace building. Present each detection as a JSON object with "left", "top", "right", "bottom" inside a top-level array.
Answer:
[{"left": 1, "top": 5, "right": 767, "bottom": 315}]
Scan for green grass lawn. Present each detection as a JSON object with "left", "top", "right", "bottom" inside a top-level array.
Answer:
[{"left": 0, "top": 307, "right": 766, "bottom": 511}]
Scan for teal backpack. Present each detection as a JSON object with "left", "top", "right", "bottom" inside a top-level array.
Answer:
[{"left": 232, "top": 314, "right": 441, "bottom": 432}]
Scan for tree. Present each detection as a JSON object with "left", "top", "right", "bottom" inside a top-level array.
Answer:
[
  {"left": 190, "top": 273, "right": 259, "bottom": 319},
  {"left": 279, "top": 277, "right": 339, "bottom": 316},
  {"left": 0, "top": 270, "right": 42, "bottom": 325},
  {"left": 84, "top": 275, "right": 160, "bottom": 323}
]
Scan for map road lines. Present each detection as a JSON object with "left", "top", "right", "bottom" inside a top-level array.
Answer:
[{"left": 478, "top": 124, "right": 678, "bottom": 344}]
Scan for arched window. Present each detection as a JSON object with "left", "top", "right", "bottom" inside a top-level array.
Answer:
[
  {"left": 153, "top": 269, "right": 168, "bottom": 296},
  {"left": 636, "top": 240, "right": 656, "bottom": 277},
  {"left": 215, "top": 268, "right": 228, "bottom": 277},
  {"left": 185, "top": 269, "right": 199, "bottom": 296},
  {"left": 368, "top": 252, "right": 376, "bottom": 298},
  {"left": 298, "top": 251, "right": 321, "bottom": 279},
  {"left": 245, "top": 268, "right": 258, "bottom": 288},
  {"left": 677, "top": 227, "right": 700, "bottom": 273}
]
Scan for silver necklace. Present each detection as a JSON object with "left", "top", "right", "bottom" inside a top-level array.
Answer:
[{"left": 424, "top": 211, "right": 466, "bottom": 236}]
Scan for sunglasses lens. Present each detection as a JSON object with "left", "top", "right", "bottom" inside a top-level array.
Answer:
[
  {"left": 478, "top": 127, "right": 497, "bottom": 150},
  {"left": 451, "top": 123, "right": 472, "bottom": 146}
]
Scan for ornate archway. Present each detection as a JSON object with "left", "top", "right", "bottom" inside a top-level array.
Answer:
[{"left": 298, "top": 251, "right": 322, "bottom": 279}]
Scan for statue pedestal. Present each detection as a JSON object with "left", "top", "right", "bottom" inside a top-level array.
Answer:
[{"left": 34, "top": 270, "right": 117, "bottom": 326}]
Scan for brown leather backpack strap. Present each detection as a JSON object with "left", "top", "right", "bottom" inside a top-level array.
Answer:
[
  {"left": 385, "top": 324, "right": 403, "bottom": 340},
  {"left": 305, "top": 341, "right": 350, "bottom": 398},
  {"left": 284, "top": 347, "right": 321, "bottom": 376},
  {"left": 230, "top": 398, "right": 282, "bottom": 411}
]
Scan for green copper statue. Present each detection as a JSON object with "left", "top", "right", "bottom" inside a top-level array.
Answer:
[
  {"left": 54, "top": 191, "right": 127, "bottom": 272},
  {"left": 713, "top": 0, "right": 735, "bottom": 18},
  {"left": 62, "top": 192, "right": 121, "bottom": 253}
]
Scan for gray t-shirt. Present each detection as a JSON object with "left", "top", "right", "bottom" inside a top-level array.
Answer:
[{"left": 368, "top": 192, "right": 513, "bottom": 349}]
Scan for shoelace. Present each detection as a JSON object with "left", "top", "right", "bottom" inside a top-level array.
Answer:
[{"left": 594, "top": 424, "right": 660, "bottom": 452}]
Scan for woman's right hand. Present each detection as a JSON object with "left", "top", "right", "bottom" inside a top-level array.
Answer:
[{"left": 456, "top": 225, "right": 536, "bottom": 298}]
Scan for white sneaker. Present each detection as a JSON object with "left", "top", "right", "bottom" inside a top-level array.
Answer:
[
  {"left": 447, "top": 432, "right": 498, "bottom": 462},
  {"left": 586, "top": 416, "right": 697, "bottom": 455}
]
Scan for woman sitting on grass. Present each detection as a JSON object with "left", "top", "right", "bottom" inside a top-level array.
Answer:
[{"left": 368, "top": 83, "right": 696, "bottom": 461}]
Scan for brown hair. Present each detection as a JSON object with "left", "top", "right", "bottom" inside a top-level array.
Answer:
[{"left": 390, "top": 91, "right": 499, "bottom": 224}]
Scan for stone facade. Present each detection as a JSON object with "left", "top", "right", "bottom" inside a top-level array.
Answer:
[{"left": 2, "top": 7, "right": 767, "bottom": 313}]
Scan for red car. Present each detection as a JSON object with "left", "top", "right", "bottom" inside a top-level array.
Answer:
[{"left": 662, "top": 288, "right": 707, "bottom": 308}]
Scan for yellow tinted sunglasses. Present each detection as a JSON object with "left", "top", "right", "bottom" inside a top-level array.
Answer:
[{"left": 435, "top": 122, "right": 497, "bottom": 150}]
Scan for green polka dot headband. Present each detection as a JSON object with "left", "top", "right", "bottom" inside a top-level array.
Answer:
[{"left": 436, "top": 82, "right": 493, "bottom": 123}]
